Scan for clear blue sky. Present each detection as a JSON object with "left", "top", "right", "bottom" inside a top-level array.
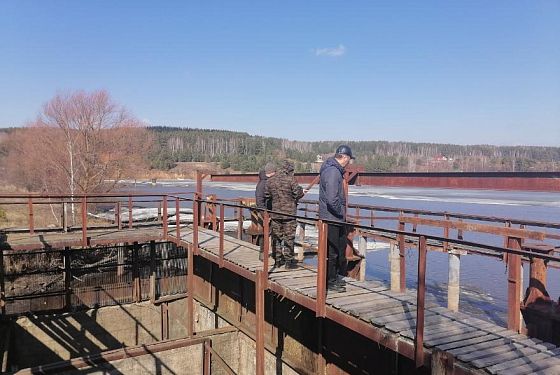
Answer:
[{"left": 1, "top": 1, "right": 559, "bottom": 146}]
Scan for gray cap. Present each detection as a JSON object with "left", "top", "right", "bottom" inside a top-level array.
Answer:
[{"left": 264, "top": 162, "right": 277, "bottom": 174}]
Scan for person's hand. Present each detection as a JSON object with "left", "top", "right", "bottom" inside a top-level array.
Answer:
[{"left": 303, "top": 189, "right": 309, "bottom": 194}]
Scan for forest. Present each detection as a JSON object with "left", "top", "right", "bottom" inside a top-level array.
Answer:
[{"left": 148, "top": 126, "right": 560, "bottom": 173}]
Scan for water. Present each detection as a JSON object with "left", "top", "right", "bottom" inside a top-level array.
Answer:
[{"left": 120, "top": 179, "right": 560, "bottom": 326}]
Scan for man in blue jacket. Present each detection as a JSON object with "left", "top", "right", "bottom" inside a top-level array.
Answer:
[{"left": 319, "top": 145, "right": 354, "bottom": 292}]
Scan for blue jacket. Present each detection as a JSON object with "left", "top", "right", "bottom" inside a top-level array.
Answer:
[{"left": 319, "top": 157, "right": 346, "bottom": 222}]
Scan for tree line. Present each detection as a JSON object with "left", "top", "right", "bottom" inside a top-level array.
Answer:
[
  {"left": 149, "top": 127, "right": 560, "bottom": 173},
  {"left": 1, "top": 90, "right": 559, "bottom": 199}
]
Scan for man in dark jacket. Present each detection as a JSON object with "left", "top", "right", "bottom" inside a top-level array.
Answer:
[
  {"left": 254, "top": 162, "right": 276, "bottom": 259},
  {"left": 265, "top": 160, "right": 304, "bottom": 268},
  {"left": 319, "top": 145, "right": 354, "bottom": 292}
]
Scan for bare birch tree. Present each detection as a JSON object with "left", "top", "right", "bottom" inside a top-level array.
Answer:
[{"left": 5, "top": 90, "right": 153, "bottom": 222}]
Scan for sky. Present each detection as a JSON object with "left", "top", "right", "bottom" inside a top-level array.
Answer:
[{"left": 1, "top": 1, "right": 559, "bottom": 146}]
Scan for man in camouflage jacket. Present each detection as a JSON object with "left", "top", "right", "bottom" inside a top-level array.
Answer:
[{"left": 265, "top": 160, "right": 304, "bottom": 268}]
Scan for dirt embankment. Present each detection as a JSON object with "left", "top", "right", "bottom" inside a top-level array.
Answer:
[{"left": 139, "top": 162, "right": 244, "bottom": 179}]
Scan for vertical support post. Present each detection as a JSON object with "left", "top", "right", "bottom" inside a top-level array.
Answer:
[
  {"left": 507, "top": 236, "right": 522, "bottom": 332},
  {"left": 255, "top": 270, "right": 265, "bottom": 375},
  {"left": 128, "top": 195, "right": 133, "bottom": 229},
  {"left": 193, "top": 193, "right": 200, "bottom": 255},
  {"left": 158, "top": 202, "right": 162, "bottom": 223},
  {"left": 133, "top": 242, "right": 140, "bottom": 303},
  {"left": 296, "top": 222, "right": 305, "bottom": 261},
  {"left": 162, "top": 196, "right": 168, "bottom": 238},
  {"left": 1, "top": 248, "right": 6, "bottom": 315},
  {"left": 203, "top": 340, "right": 211, "bottom": 375},
  {"left": 117, "top": 244, "right": 125, "bottom": 277},
  {"left": 263, "top": 211, "right": 270, "bottom": 277},
  {"left": 63, "top": 246, "right": 72, "bottom": 310},
  {"left": 161, "top": 302, "right": 169, "bottom": 340},
  {"left": 187, "top": 244, "right": 195, "bottom": 337},
  {"left": 62, "top": 201, "right": 68, "bottom": 233},
  {"left": 398, "top": 213, "right": 406, "bottom": 292},
  {"left": 219, "top": 204, "right": 224, "bottom": 268},
  {"left": 317, "top": 318, "right": 326, "bottom": 375},
  {"left": 316, "top": 221, "right": 327, "bottom": 317},
  {"left": 176, "top": 197, "right": 181, "bottom": 239},
  {"left": 443, "top": 213, "right": 450, "bottom": 252},
  {"left": 447, "top": 250, "right": 462, "bottom": 312},
  {"left": 415, "top": 236, "right": 427, "bottom": 368},
  {"left": 357, "top": 234, "right": 367, "bottom": 281},
  {"left": 116, "top": 201, "right": 122, "bottom": 230},
  {"left": 390, "top": 243, "right": 401, "bottom": 292},
  {"left": 237, "top": 204, "right": 243, "bottom": 240},
  {"left": 150, "top": 240, "right": 156, "bottom": 303},
  {"left": 81, "top": 196, "right": 87, "bottom": 247},
  {"left": 196, "top": 170, "right": 203, "bottom": 197},
  {"left": 28, "top": 197, "right": 34, "bottom": 235}
]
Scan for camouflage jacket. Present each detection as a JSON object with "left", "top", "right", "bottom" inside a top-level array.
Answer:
[{"left": 265, "top": 164, "right": 304, "bottom": 219}]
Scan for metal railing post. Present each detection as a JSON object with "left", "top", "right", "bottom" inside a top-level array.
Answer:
[
  {"left": 193, "top": 194, "right": 200, "bottom": 255},
  {"left": 128, "top": 195, "right": 133, "bottom": 229},
  {"left": 316, "top": 220, "right": 327, "bottom": 317},
  {"left": 116, "top": 201, "right": 122, "bottom": 230},
  {"left": 415, "top": 236, "right": 427, "bottom": 367},
  {"left": 162, "top": 196, "right": 168, "bottom": 238},
  {"left": 81, "top": 196, "right": 87, "bottom": 247},
  {"left": 64, "top": 246, "right": 72, "bottom": 310},
  {"left": 28, "top": 197, "right": 34, "bottom": 235},
  {"left": 507, "top": 236, "right": 522, "bottom": 332},
  {"left": 255, "top": 269, "right": 265, "bottom": 375},
  {"left": 176, "top": 197, "right": 181, "bottom": 239},
  {"left": 237, "top": 204, "right": 243, "bottom": 240},
  {"left": 1, "top": 248, "right": 6, "bottom": 315},
  {"left": 187, "top": 244, "right": 194, "bottom": 337},
  {"left": 398, "top": 211, "right": 406, "bottom": 292},
  {"left": 219, "top": 204, "right": 224, "bottom": 268},
  {"left": 263, "top": 210, "right": 270, "bottom": 278}
]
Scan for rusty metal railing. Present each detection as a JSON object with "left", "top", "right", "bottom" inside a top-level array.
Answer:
[{"left": 170, "top": 193, "right": 560, "bottom": 369}]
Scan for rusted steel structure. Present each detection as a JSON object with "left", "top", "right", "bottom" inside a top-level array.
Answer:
[
  {"left": 210, "top": 171, "right": 560, "bottom": 191},
  {"left": 2, "top": 189, "right": 560, "bottom": 373}
]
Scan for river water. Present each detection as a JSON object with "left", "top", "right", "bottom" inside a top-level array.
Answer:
[{"left": 121, "top": 179, "right": 560, "bottom": 326}]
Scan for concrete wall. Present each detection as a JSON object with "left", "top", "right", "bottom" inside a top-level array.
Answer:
[
  {"left": 61, "top": 345, "right": 205, "bottom": 375},
  {"left": 12, "top": 298, "right": 228, "bottom": 369}
]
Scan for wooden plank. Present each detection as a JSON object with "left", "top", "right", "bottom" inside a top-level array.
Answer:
[
  {"left": 427, "top": 328, "right": 494, "bottom": 348},
  {"left": 458, "top": 341, "right": 524, "bottom": 363},
  {"left": 326, "top": 289, "right": 372, "bottom": 301},
  {"left": 279, "top": 276, "right": 318, "bottom": 288},
  {"left": 487, "top": 352, "right": 554, "bottom": 374},
  {"left": 448, "top": 338, "right": 511, "bottom": 356},
  {"left": 329, "top": 293, "right": 386, "bottom": 308},
  {"left": 401, "top": 321, "right": 476, "bottom": 341},
  {"left": 383, "top": 312, "right": 444, "bottom": 333},
  {"left": 498, "top": 358, "right": 560, "bottom": 375},
  {"left": 470, "top": 345, "right": 537, "bottom": 369},
  {"left": 437, "top": 334, "right": 501, "bottom": 351},
  {"left": 270, "top": 270, "right": 314, "bottom": 280}
]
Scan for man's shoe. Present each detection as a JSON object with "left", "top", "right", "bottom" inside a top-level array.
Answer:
[
  {"left": 275, "top": 258, "right": 285, "bottom": 267},
  {"left": 327, "top": 281, "right": 346, "bottom": 293},
  {"left": 334, "top": 277, "right": 346, "bottom": 286}
]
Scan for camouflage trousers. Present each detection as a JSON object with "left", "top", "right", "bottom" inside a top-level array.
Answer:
[{"left": 270, "top": 219, "right": 297, "bottom": 261}]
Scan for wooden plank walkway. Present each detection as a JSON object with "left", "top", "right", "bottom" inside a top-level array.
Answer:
[
  {"left": 174, "top": 225, "right": 560, "bottom": 375},
  {"left": 2, "top": 227, "right": 163, "bottom": 250}
]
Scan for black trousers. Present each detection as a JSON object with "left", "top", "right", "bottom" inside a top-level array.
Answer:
[{"left": 327, "top": 223, "right": 347, "bottom": 283}]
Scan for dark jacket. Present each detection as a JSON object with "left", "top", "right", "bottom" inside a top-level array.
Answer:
[
  {"left": 265, "top": 162, "right": 304, "bottom": 219},
  {"left": 255, "top": 170, "right": 271, "bottom": 209},
  {"left": 319, "top": 157, "right": 346, "bottom": 222}
]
